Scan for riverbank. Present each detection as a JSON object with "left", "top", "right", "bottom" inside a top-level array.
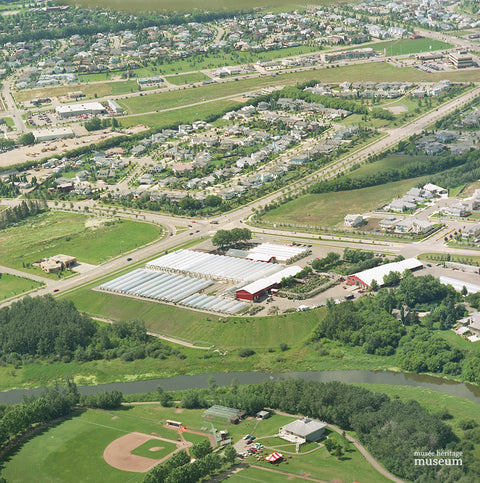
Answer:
[{"left": 2, "top": 370, "right": 480, "bottom": 405}]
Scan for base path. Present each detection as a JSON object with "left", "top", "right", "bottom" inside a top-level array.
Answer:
[{"left": 103, "top": 431, "right": 191, "bottom": 473}]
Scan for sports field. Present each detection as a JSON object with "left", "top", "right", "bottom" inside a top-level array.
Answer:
[
  {"left": 0, "top": 407, "right": 186, "bottom": 483},
  {"left": 368, "top": 37, "right": 453, "bottom": 56},
  {"left": 0, "top": 273, "right": 44, "bottom": 300},
  {"left": 0, "top": 211, "right": 161, "bottom": 276}
]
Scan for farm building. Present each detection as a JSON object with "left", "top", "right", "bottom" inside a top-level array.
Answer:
[
  {"left": 256, "top": 410, "right": 270, "bottom": 420},
  {"left": 279, "top": 417, "right": 327, "bottom": 444},
  {"left": 236, "top": 265, "right": 302, "bottom": 301},
  {"left": 107, "top": 99, "right": 123, "bottom": 114},
  {"left": 203, "top": 405, "right": 245, "bottom": 424},
  {"left": 145, "top": 249, "right": 283, "bottom": 283},
  {"left": 347, "top": 258, "right": 423, "bottom": 289},
  {"left": 55, "top": 101, "right": 106, "bottom": 118}
]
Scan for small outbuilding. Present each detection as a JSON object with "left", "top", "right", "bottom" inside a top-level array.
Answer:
[
  {"left": 256, "top": 410, "right": 270, "bottom": 420},
  {"left": 203, "top": 405, "right": 246, "bottom": 424}
]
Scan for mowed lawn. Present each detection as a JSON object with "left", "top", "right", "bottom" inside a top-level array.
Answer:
[
  {"left": 262, "top": 176, "right": 427, "bottom": 227},
  {"left": 0, "top": 407, "right": 182, "bottom": 483},
  {"left": 67, "top": 288, "right": 323, "bottom": 349},
  {"left": 0, "top": 211, "right": 160, "bottom": 275},
  {"left": 0, "top": 273, "right": 44, "bottom": 300},
  {"left": 368, "top": 37, "right": 452, "bottom": 56}
]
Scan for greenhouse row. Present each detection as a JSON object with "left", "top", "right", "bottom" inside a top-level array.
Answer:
[
  {"left": 98, "top": 269, "right": 246, "bottom": 314},
  {"left": 145, "top": 249, "right": 283, "bottom": 282}
]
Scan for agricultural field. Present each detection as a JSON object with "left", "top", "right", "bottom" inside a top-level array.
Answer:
[
  {"left": 0, "top": 211, "right": 161, "bottom": 277},
  {"left": 0, "top": 273, "right": 44, "bottom": 301},
  {"left": 261, "top": 176, "right": 427, "bottom": 228},
  {"left": 14, "top": 80, "right": 139, "bottom": 104}
]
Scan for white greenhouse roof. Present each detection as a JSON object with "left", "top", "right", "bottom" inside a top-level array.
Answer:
[
  {"left": 56, "top": 101, "right": 105, "bottom": 114},
  {"left": 238, "top": 265, "right": 302, "bottom": 295},
  {"left": 440, "top": 276, "right": 480, "bottom": 294},
  {"left": 146, "top": 249, "right": 282, "bottom": 282},
  {"left": 246, "top": 242, "right": 307, "bottom": 262},
  {"left": 352, "top": 258, "right": 423, "bottom": 287}
]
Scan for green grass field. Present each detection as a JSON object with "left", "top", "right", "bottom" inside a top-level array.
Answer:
[
  {"left": 119, "top": 98, "right": 242, "bottom": 129},
  {"left": 370, "top": 37, "right": 453, "bottom": 56},
  {"left": 0, "top": 211, "right": 161, "bottom": 277},
  {"left": 66, "top": 289, "right": 322, "bottom": 349},
  {"left": 165, "top": 72, "right": 210, "bottom": 85},
  {"left": 131, "top": 439, "right": 177, "bottom": 459},
  {"left": 0, "top": 273, "right": 44, "bottom": 300},
  {"left": 262, "top": 176, "right": 427, "bottom": 228},
  {"left": 0, "top": 407, "right": 183, "bottom": 483},
  {"left": 15, "top": 81, "right": 138, "bottom": 104}
]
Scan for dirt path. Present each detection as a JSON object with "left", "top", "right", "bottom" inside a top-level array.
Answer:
[
  {"left": 91, "top": 316, "right": 212, "bottom": 350},
  {"left": 269, "top": 409, "right": 405, "bottom": 483}
]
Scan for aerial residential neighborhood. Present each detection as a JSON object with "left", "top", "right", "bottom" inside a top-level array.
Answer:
[{"left": 1, "top": 0, "right": 480, "bottom": 482}]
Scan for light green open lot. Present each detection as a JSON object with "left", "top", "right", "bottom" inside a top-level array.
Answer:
[
  {"left": 1, "top": 117, "right": 14, "bottom": 127},
  {"left": 262, "top": 176, "right": 427, "bottom": 228},
  {"left": 369, "top": 37, "right": 453, "bottom": 56},
  {"left": 165, "top": 72, "right": 210, "bottom": 85},
  {"left": 0, "top": 273, "right": 44, "bottom": 300},
  {"left": 14, "top": 81, "right": 138, "bottom": 104},
  {"left": 227, "top": 466, "right": 307, "bottom": 482},
  {"left": 120, "top": 98, "right": 242, "bottom": 129},
  {"left": 66, "top": 288, "right": 322, "bottom": 349},
  {"left": 0, "top": 211, "right": 161, "bottom": 277}
]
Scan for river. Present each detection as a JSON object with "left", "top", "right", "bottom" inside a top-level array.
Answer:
[{"left": 1, "top": 370, "right": 480, "bottom": 405}]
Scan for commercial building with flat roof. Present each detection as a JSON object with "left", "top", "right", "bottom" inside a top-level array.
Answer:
[
  {"left": 33, "top": 127, "right": 75, "bottom": 142},
  {"left": 55, "top": 102, "right": 106, "bottom": 118},
  {"left": 449, "top": 52, "right": 473, "bottom": 69}
]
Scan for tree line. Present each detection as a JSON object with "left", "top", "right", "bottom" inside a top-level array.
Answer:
[
  {"left": 0, "top": 381, "right": 122, "bottom": 453},
  {"left": 170, "top": 379, "right": 469, "bottom": 482},
  {"left": 0, "top": 296, "right": 186, "bottom": 365},
  {"left": 309, "top": 148, "right": 479, "bottom": 195},
  {"left": 0, "top": 200, "right": 47, "bottom": 230},
  {"left": 211, "top": 228, "right": 252, "bottom": 249},
  {"left": 0, "top": 179, "right": 19, "bottom": 198}
]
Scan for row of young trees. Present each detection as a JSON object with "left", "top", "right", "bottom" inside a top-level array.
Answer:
[
  {"left": 309, "top": 148, "right": 479, "bottom": 195},
  {"left": 0, "top": 296, "right": 186, "bottom": 365}
]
